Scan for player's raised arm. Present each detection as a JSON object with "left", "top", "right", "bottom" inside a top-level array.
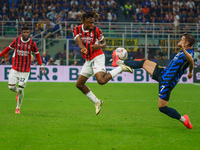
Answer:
[
  {"left": 74, "top": 36, "right": 87, "bottom": 54},
  {"left": 91, "top": 38, "right": 106, "bottom": 50},
  {"left": 180, "top": 33, "right": 195, "bottom": 64},
  {"left": 178, "top": 33, "right": 195, "bottom": 79}
]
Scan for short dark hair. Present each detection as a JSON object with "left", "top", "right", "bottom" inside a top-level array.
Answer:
[
  {"left": 183, "top": 33, "right": 195, "bottom": 47},
  {"left": 21, "top": 26, "right": 30, "bottom": 31},
  {"left": 80, "top": 10, "right": 99, "bottom": 23}
]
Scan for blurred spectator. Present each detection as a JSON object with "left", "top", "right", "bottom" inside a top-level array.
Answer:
[
  {"left": 48, "top": 3, "right": 55, "bottom": 12},
  {"left": 60, "top": 10, "right": 67, "bottom": 21},
  {"left": 55, "top": 3, "right": 61, "bottom": 13},
  {"left": 160, "top": 49, "right": 168, "bottom": 59},
  {"left": 194, "top": 48, "right": 200, "bottom": 61},
  {"left": 100, "top": 15, "right": 108, "bottom": 22},
  {"left": 31, "top": 56, "right": 38, "bottom": 66},
  {"left": 101, "top": 0, "right": 108, "bottom": 10},
  {"left": 43, "top": 19, "right": 54, "bottom": 48},
  {"left": 136, "top": 9, "right": 144, "bottom": 22},
  {"left": 147, "top": 48, "right": 153, "bottom": 59},
  {"left": 92, "top": 0, "right": 100, "bottom": 7},
  {"left": 186, "top": 0, "right": 195, "bottom": 9},
  {"left": 142, "top": 4, "right": 150, "bottom": 18},
  {"left": 142, "top": 0, "right": 151, "bottom": 9},
  {"left": 36, "top": 19, "right": 45, "bottom": 31},
  {"left": 38, "top": 13, "right": 45, "bottom": 21},
  {"left": 47, "top": 57, "right": 55, "bottom": 65},
  {"left": 47, "top": 9, "right": 57, "bottom": 21},
  {"left": 76, "top": 8, "right": 84, "bottom": 21},
  {"left": 172, "top": 0, "right": 180, "bottom": 6},
  {"left": 70, "top": 0, "right": 79, "bottom": 7},
  {"left": 0, "top": 58, "right": 6, "bottom": 65},
  {"left": 173, "top": 11, "right": 180, "bottom": 32},
  {"left": 69, "top": 52, "right": 74, "bottom": 65},
  {"left": 107, "top": 0, "right": 116, "bottom": 8},
  {"left": 196, "top": 55, "right": 200, "bottom": 68},
  {"left": 54, "top": 49, "right": 63, "bottom": 61},
  {"left": 107, "top": 9, "right": 117, "bottom": 22},
  {"left": 24, "top": 6, "right": 32, "bottom": 19},
  {"left": 68, "top": 8, "right": 77, "bottom": 21},
  {"left": 172, "top": 4, "right": 179, "bottom": 13},
  {"left": 53, "top": 14, "right": 62, "bottom": 39},
  {"left": 124, "top": 1, "right": 132, "bottom": 19},
  {"left": 164, "top": 2, "right": 173, "bottom": 12},
  {"left": 46, "top": 51, "right": 51, "bottom": 62},
  {"left": 153, "top": 49, "right": 161, "bottom": 60},
  {"left": 136, "top": 5, "right": 143, "bottom": 14},
  {"left": 72, "top": 50, "right": 80, "bottom": 66},
  {"left": 41, "top": 52, "right": 48, "bottom": 65},
  {"left": 134, "top": 48, "right": 145, "bottom": 59}
]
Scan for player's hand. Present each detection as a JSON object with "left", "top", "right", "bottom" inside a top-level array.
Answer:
[
  {"left": 80, "top": 48, "right": 87, "bottom": 54},
  {"left": 181, "top": 42, "right": 186, "bottom": 50},
  {"left": 40, "top": 67, "right": 46, "bottom": 75},
  {"left": 188, "top": 72, "right": 193, "bottom": 79},
  {"left": 91, "top": 44, "right": 100, "bottom": 50}
]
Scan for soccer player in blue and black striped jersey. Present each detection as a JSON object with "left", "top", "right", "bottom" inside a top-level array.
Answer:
[{"left": 112, "top": 33, "right": 195, "bottom": 129}]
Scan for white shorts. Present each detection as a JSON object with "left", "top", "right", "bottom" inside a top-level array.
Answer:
[
  {"left": 80, "top": 54, "right": 106, "bottom": 78},
  {"left": 9, "top": 69, "right": 30, "bottom": 87}
]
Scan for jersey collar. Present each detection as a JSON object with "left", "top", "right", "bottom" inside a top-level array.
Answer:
[
  {"left": 82, "top": 24, "right": 89, "bottom": 32},
  {"left": 21, "top": 37, "right": 30, "bottom": 43}
]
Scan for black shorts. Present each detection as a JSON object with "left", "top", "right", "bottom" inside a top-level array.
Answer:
[{"left": 152, "top": 65, "right": 172, "bottom": 101}]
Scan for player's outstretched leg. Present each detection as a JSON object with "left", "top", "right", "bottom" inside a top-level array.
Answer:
[
  {"left": 159, "top": 106, "right": 193, "bottom": 129},
  {"left": 182, "top": 115, "right": 193, "bottom": 129},
  {"left": 95, "top": 100, "right": 103, "bottom": 115},
  {"left": 112, "top": 50, "right": 133, "bottom": 73},
  {"left": 124, "top": 59, "right": 146, "bottom": 69},
  {"left": 15, "top": 88, "right": 24, "bottom": 114}
]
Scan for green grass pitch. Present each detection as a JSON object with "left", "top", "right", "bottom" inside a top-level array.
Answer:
[{"left": 0, "top": 82, "right": 200, "bottom": 150}]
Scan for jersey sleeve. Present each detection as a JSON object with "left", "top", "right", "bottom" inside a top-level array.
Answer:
[
  {"left": 32, "top": 41, "right": 43, "bottom": 65},
  {"left": 73, "top": 26, "right": 79, "bottom": 40},
  {"left": 96, "top": 28, "right": 104, "bottom": 41},
  {"left": 32, "top": 41, "right": 39, "bottom": 54},
  {"left": 186, "top": 49, "right": 194, "bottom": 58},
  {"left": 9, "top": 38, "right": 17, "bottom": 50}
]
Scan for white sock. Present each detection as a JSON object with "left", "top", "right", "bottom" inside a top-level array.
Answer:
[
  {"left": 85, "top": 91, "right": 99, "bottom": 103},
  {"left": 109, "top": 66, "right": 122, "bottom": 78},
  {"left": 179, "top": 116, "right": 186, "bottom": 123},
  {"left": 17, "top": 88, "right": 24, "bottom": 109}
]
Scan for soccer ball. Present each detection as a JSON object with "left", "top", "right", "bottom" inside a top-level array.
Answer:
[{"left": 115, "top": 47, "right": 128, "bottom": 60}]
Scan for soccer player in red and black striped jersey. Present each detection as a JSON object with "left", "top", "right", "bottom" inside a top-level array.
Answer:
[
  {"left": 73, "top": 10, "right": 132, "bottom": 115},
  {"left": 0, "top": 26, "right": 45, "bottom": 114}
]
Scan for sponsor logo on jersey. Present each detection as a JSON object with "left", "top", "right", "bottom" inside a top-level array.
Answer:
[{"left": 17, "top": 50, "right": 30, "bottom": 56}]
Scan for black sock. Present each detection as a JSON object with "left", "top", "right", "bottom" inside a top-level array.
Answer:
[
  {"left": 159, "top": 106, "right": 181, "bottom": 120},
  {"left": 124, "top": 60, "right": 145, "bottom": 69}
]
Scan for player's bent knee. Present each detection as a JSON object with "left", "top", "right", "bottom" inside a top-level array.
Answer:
[
  {"left": 97, "top": 80, "right": 106, "bottom": 85},
  {"left": 8, "top": 86, "right": 16, "bottom": 92}
]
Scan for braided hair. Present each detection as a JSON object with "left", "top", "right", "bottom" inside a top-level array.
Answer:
[{"left": 80, "top": 9, "right": 99, "bottom": 23}]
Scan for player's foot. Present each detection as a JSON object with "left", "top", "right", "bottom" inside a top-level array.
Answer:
[
  {"left": 120, "top": 63, "right": 133, "bottom": 73},
  {"left": 183, "top": 115, "right": 193, "bottom": 129},
  {"left": 95, "top": 100, "right": 103, "bottom": 115},
  {"left": 112, "top": 50, "right": 124, "bottom": 67},
  {"left": 16, "top": 93, "right": 19, "bottom": 101},
  {"left": 15, "top": 108, "right": 20, "bottom": 114}
]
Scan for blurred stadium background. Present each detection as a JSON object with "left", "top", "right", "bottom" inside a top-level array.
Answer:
[
  {"left": 0, "top": 0, "right": 200, "bottom": 67},
  {"left": 1, "top": 1, "right": 200, "bottom": 149}
]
